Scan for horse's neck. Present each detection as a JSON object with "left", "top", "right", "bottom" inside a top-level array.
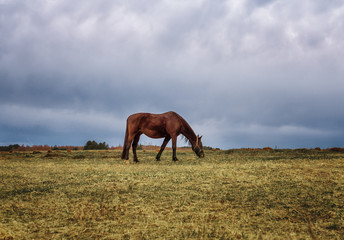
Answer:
[{"left": 180, "top": 120, "right": 197, "bottom": 146}]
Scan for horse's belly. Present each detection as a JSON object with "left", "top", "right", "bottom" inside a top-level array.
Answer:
[
  {"left": 141, "top": 126, "right": 167, "bottom": 139},
  {"left": 143, "top": 130, "right": 166, "bottom": 139}
]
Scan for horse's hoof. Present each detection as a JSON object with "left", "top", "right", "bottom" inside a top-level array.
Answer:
[
  {"left": 173, "top": 158, "right": 178, "bottom": 161},
  {"left": 134, "top": 159, "right": 139, "bottom": 163},
  {"left": 156, "top": 157, "right": 161, "bottom": 161}
]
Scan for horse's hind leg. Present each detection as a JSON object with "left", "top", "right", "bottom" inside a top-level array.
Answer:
[
  {"left": 132, "top": 134, "right": 141, "bottom": 162},
  {"left": 123, "top": 143, "right": 131, "bottom": 160},
  {"left": 171, "top": 135, "right": 178, "bottom": 161},
  {"left": 156, "top": 136, "right": 171, "bottom": 161},
  {"left": 121, "top": 145, "right": 127, "bottom": 159},
  {"left": 123, "top": 133, "right": 135, "bottom": 160}
]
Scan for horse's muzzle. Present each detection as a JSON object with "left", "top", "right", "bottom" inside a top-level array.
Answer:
[{"left": 198, "top": 151, "right": 205, "bottom": 158}]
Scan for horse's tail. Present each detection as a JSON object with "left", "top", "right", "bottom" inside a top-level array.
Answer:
[{"left": 121, "top": 122, "right": 129, "bottom": 159}]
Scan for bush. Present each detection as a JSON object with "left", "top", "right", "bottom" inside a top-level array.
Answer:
[
  {"left": 326, "top": 147, "right": 344, "bottom": 152},
  {"left": 83, "top": 141, "right": 109, "bottom": 150},
  {"left": 0, "top": 144, "right": 20, "bottom": 151},
  {"left": 203, "top": 146, "right": 220, "bottom": 150}
]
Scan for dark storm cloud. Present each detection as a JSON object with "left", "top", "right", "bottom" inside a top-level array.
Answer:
[{"left": 1, "top": 0, "right": 344, "bottom": 148}]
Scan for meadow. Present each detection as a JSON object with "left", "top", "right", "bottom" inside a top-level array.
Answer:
[{"left": 0, "top": 149, "right": 343, "bottom": 239}]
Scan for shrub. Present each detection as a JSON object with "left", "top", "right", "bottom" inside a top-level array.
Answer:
[
  {"left": 0, "top": 144, "right": 20, "bottom": 151},
  {"left": 327, "top": 147, "right": 344, "bottom": 152},
  {"left": 83, "top": 141, "right": 109, "bottom": 150}
]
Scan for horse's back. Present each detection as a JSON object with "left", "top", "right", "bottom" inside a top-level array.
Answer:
[
  {"left": 127, "top": 112, "right": 146, "bottom": 121},
  {"left": 126, "top": 111, "right": 182, "bottom": 130},
  {"left": 127, "top": 111, "right": 180, "bottom": 121},
  {"left": 126, "top": 112, "right": 166, "bottom": 127}
]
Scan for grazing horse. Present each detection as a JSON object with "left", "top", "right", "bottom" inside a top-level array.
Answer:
[{"left": 121, "top": 111, "right": 204, "bottom": 162}]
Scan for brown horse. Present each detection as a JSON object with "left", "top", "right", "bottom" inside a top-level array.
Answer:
[{"left": 121, "top": 111, "right": 204, "bottom": 162}]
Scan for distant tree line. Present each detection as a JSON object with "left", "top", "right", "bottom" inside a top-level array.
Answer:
[
  {"left": 83, "top": 140, "right": 109, "bottom": 150},
  {"left": 0, "top": 142, "right": 111, "bottom": 151},
  {"left": 0, "top": 144, "right": 20, "bottom": 151}
]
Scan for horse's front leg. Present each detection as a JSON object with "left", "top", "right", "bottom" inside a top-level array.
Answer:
[
  {"left": 171, "top": 136, "right": 178, "bottom": 161},
  {"left": 132, "top": 134, "right": 141, "bottom": 163},
  {"left": 156, "top": 136, "right": 171, "bottom": 161}
]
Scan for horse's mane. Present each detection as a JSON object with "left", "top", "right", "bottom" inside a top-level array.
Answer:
[
  {"left": 178, "top": 114, "right": 196, "bottom": 147},
  {"left": 181, "top": 135, "right": 192, "bottom": 146}
]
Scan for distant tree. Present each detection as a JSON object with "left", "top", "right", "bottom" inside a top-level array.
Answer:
[
  {"left": 98, "top": 142, "right": 109, "bottom": 150},
  {"left": 0, "top": 144, "right": 20, "bottom": 151},
  {"left": 84, "top": 140, "right": 109, "bottom": 150},
  {"left": 137, "top": 144, "right": 143, "bottom": 150}
]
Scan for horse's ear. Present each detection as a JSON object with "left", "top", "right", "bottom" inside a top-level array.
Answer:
[{"left": 199, "top": 136, "right": 202, "bottom": 139}]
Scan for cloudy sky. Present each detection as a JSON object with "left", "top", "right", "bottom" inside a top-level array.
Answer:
[{"left": 1, "top": 0, "right": 344, "bottom": 149}]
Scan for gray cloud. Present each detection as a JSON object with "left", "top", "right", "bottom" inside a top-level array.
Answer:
[{"left": 1, "top": 0, "right": 344, "bottom": 148}]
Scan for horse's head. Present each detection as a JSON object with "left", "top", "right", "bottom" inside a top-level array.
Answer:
[{"left": 193, "top": 135, "right": 205, "bottom": 158}]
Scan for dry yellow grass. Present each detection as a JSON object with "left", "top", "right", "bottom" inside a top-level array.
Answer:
[{"left": 0, "top": 149, "right": 343, "bottom": 239}]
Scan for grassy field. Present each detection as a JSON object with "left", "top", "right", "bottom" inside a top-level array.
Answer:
[{"left": 0, "top": 149, "right": 343, "bottom": 239}]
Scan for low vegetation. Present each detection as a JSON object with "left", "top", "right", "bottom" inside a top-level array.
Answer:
[
  {"left": 83, "top": 140, "right": 109, "bottom": 150},
  {"left": 0, "top": 149, "right": 343, "bottom": 239}
]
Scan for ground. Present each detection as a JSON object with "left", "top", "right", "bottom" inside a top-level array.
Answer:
[{"left": 0, "top": 149, "right": 343, "bottom": 239}]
